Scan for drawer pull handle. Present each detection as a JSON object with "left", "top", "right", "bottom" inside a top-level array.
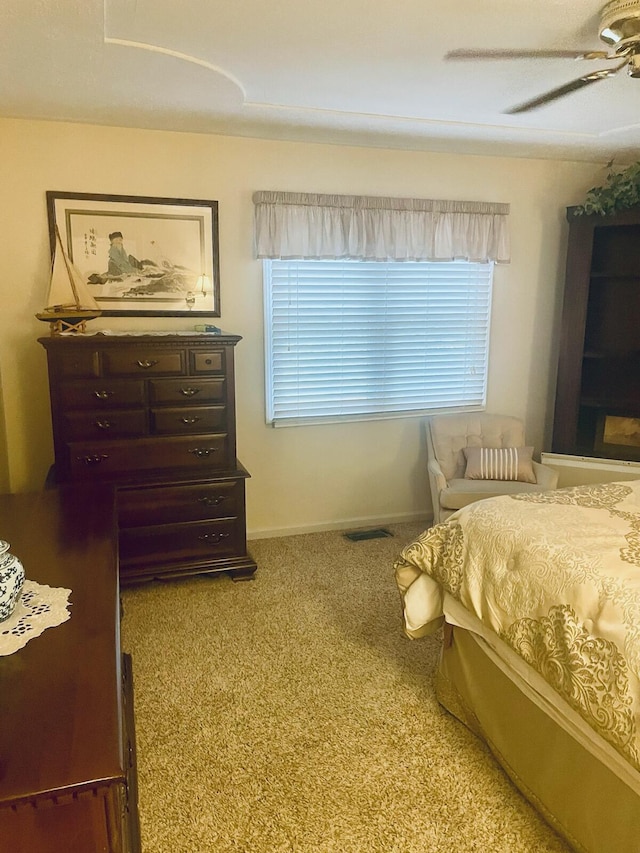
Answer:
[
  {"left": 136, "top": 359, "right": 158, "bottom": 369},
  {"left": 197, "top": 532, "right": 230, "bottom": 543},
  {"left": 94, "top": 419, "right": 112, "bottom": 430},
  {"left": 77, "top": 454, "right": 109, "bottom": 465},
  {"left": 188, "top": 447, "right": 217, "bottom": 458},
  {"left": 93, "top": 390, "right": 114, "bottom": 400},
  {"left": 181, "top": 416, "right": 200, "bottom": 424},
  {"left": 180, "top": 387, "right": 200, "bottom": 397},
  {"left": 197, "top": 495, "right": 226, "bottom": 506}
]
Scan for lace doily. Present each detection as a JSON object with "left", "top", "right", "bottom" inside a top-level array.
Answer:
[{"left": 0, "top": 580, "right": 72, "bottom": 656}]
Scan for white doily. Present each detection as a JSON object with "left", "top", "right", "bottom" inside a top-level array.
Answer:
[{"left": 0, "top": 580, "right": 72, "bottom": 656}]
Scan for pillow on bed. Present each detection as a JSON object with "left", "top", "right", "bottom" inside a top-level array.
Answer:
[{"left": 463, "top": 446, "right": 537, "bottom": 483}]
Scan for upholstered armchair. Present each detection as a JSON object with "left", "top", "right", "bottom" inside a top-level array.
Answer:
[{"left": 426, "top": 412, "right": 559, "bottom": 525}]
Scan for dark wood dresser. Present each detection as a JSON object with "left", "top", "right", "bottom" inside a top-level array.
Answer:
[
  {"left": 39, "top": 332, "right": 256, "bottom": 585},
  {"left": 0, "top": 486, "right": 140, "bottom": 853}
]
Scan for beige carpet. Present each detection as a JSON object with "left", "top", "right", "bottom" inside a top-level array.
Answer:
[{"left": 121, "top": 522, "right": 570, "bottom": 853}]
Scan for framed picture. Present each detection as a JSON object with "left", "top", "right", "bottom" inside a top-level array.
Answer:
[
  {"left": 46, "top": 191, "right": 220, "bottom": 317},
  {"left": 594, "top": 413, "right": 640, "bottom": 461}
]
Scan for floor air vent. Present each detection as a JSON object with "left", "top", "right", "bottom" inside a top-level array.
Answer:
[{"left": 344, "top": 528, "right": 393, "bottom": 542}]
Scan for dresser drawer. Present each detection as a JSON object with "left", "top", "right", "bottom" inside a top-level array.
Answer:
[
  {"left": 148, "top": 378, "right": 226, "bottom": 405},
  {"left": 190, "top": 349, "right": 225, "bottom": 374},
  {"left": 63, "top": 409, "right": 147, "bottom": 440},
  {"left": 55, "top": 350, "right": 100, "bottom": 378},
  {"left": 103, "top": 349, "right": 185, "bottom": 377},
  {"left": 150, "top": 406, "right": 226, "bottom": 435},
  {"left": 119, "top": 517, "right": 243, "bottom": 568},
  {"left": 118, "top": 479, "right": 243, "bottom": 527},
  {"left": 59, "top": 380, "right": 146, "bottom": 409},
  {"left": 68, "top": 434, "right": 230, "bottom": 479}
]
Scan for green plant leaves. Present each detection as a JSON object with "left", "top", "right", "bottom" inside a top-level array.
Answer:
[{"left": 575, "top": 161, "right": 640, "bottom": 216}]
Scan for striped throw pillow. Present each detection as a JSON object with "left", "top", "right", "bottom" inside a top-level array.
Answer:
[{"left": 463, "top": 446, "right": 537, "bottom": 483}]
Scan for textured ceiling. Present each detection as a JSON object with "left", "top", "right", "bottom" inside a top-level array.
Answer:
[{"left": 2, "top": 0, "right": 639, "bottom": 161}]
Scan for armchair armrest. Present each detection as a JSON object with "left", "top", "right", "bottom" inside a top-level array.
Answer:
[
  {"left": 428, "top": 458, "right": 447, "bottom": 493},
  {"left": 427, "top": 457, "right": 448, "bottom": 526},
  {"left": 532, "top": 461, "right": 559, "bottom": 490}
]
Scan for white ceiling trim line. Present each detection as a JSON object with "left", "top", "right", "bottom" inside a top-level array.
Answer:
[
  {"left": 103, "top": 37, "right": 247, "bottom": 99},
  {"left": 599, "top": 120, "right": 640, "bottom": 136},
  {"left": 242, "top": 99, "right": 601, "bottom": 140}
]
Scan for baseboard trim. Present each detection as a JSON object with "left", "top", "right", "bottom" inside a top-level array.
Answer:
[{"left": 247, "top": 511, "right": 431, "bottom": 541}]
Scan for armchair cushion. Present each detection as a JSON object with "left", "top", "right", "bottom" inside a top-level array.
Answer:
[
  {"left": 463, "top": 446, "right": 536, "bottom": 483},
  {"left": 440, "top": 477, "right": 548, "bottom": 511}
]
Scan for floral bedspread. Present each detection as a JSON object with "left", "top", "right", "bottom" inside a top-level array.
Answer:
[{"left": 394, "top": 480, "right": 640, "bottom": 771}]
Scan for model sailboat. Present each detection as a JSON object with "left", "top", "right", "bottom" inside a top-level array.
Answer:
[{"left": 36, "top": 226, "right": 102, "bottom": 334}]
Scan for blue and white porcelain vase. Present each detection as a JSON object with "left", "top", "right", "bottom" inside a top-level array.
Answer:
[{"left": 0, "top": 540, "right": 25, "bottom": 621}]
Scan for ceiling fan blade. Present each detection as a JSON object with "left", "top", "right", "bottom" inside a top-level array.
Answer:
[
  {"left": 505, "top": 67, "right": 619, "bottom": 113},
  {"left": 446, "top": 48, "right": 611, "bottom": 61}
]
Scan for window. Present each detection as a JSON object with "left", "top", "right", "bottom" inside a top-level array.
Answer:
[
  {"left": 264, "top": 258, "right": 494, "bottom": 426},
  {"left": 255, "top": 189, "right": 508, "bottom": 427}
]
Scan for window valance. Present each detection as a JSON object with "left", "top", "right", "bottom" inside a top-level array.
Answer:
[{"left": 253, "top": 191, "right": 510, "bottom": 263}]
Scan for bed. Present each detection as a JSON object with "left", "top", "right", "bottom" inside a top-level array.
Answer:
[{"left": 394, "top": 480, "right": 640, "bottom": 853}]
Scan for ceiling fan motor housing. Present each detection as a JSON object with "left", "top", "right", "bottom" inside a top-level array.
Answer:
[
  {"left": 628, "top": 52, "right": 640, "bottom": 75},
  {"left": 599, "top": 0, "right": 640, "bottom": 48}
]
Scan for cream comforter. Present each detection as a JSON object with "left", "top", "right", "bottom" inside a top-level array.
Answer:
[{"left": 394, "top": 480, "right": 640, "bottom": 772}]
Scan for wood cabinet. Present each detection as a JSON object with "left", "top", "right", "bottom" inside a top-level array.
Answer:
[
  {"left": 0, "top": 487, "right": 140, "bottom": 853},
  {"left": 39, "top": 332, "right": 256, "bottom": 584},
  {"left": 552, "top": 207, "right": 640, "bottom": 461}
]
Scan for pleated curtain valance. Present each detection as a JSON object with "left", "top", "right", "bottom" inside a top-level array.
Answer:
[{"left": 253, "top": 191, "right": 510, "bottom": 263}]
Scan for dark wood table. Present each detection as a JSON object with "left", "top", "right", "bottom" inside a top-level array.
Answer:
[{"left": 0, "top": 486, "right": 140, "bottom": 853}]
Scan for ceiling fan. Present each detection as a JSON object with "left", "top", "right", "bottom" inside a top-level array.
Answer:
[{"left": 446, "top": 0, "right": 640, "bottom": 113}]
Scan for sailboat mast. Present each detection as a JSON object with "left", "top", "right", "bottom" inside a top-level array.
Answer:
[{"left": 55, "top": 224, "right": 81, "bottom": 308}]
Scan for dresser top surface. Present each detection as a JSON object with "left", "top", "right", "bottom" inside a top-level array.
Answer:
[
  {"left": 38, "top": 331, "right": 241, "bottom": 349},
  {"left": 0, "top": 486, "right": 123, "bottom": 805}
]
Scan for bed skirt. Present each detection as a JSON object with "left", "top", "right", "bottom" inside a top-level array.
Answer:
[{"left": 437, "top": 625, "right": 640, "bottom": 853}]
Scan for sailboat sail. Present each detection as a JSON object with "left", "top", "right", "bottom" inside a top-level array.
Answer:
[
  {"left": 44, "top": 228, "right": 100, "bottom": 313},
  {"left": 36, "top": 226, "right": 101, "bottom": 333}
]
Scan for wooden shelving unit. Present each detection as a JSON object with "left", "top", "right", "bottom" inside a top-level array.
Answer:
[{"left": 552, "top": 207, "right": 640, "bottom": 462}]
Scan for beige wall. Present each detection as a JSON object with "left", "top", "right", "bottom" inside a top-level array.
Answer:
[{"left": 0, "top": 118, "right": 598, "bottom": 535}]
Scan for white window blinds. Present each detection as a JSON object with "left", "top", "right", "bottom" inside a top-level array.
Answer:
[{"left": 264, "top": 259, "right": 493, "bottom": 425}]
